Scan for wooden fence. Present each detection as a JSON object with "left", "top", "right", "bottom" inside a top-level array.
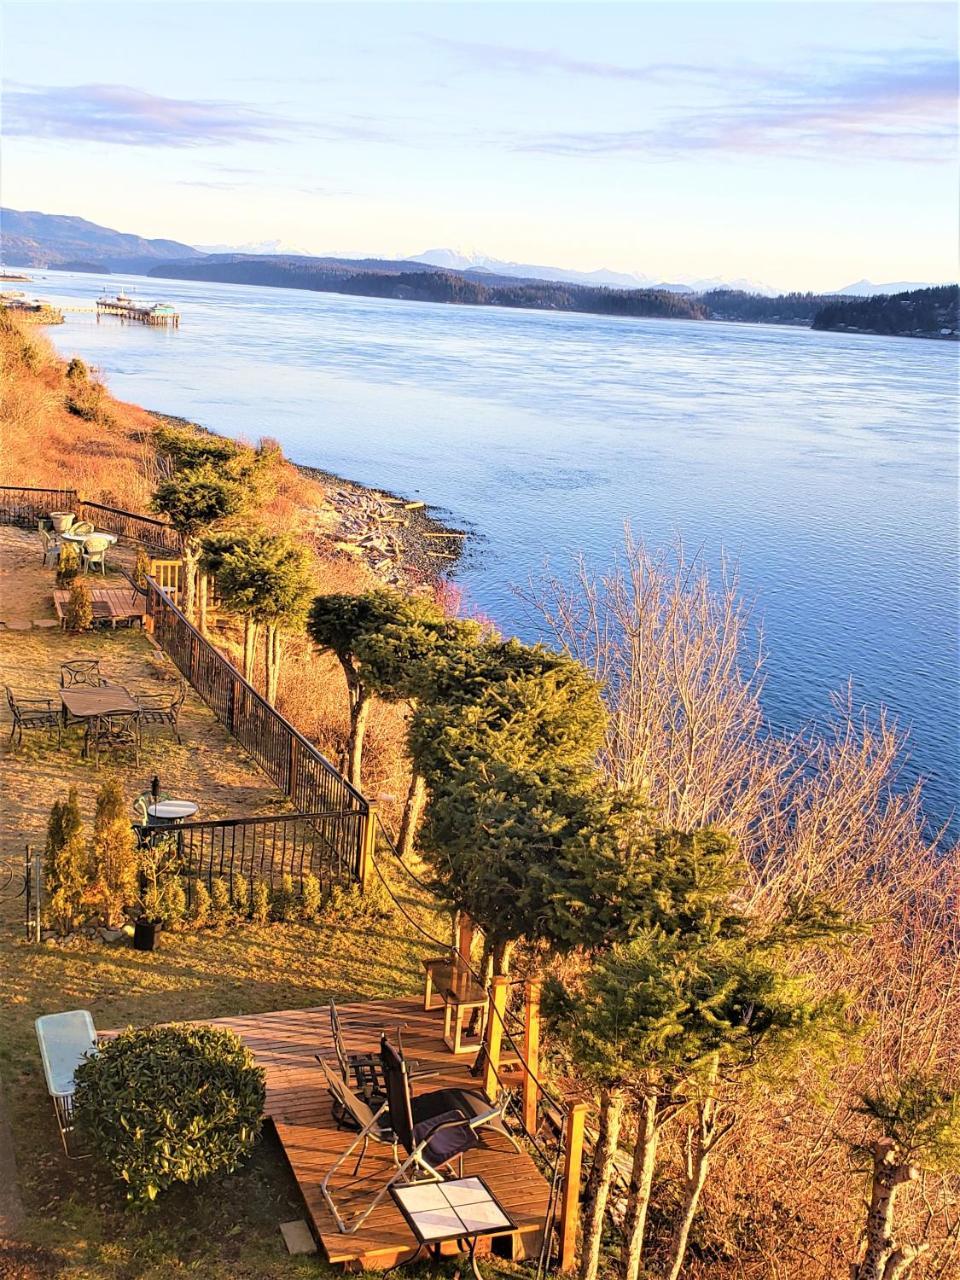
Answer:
[
  {"left": 145, "top": 577, "right": 369, "bottom": 876},
  {"left": 132, "top": 811, "right": 362, "bottom": 898},
  {"left": 0, "top": 485, "right": 181, "bottom": 555}
]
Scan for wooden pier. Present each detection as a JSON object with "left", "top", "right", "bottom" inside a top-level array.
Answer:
[
  {"left": 96, "top": 298, "right": 180, "bottom": 327},
  {"left": 206, "top": 997, "right": 554, "bottom": 1269}
]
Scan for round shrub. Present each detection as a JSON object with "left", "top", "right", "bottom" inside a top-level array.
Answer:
[{"left": 74, "top": 1024, "right": 266, "bottom": 1204}]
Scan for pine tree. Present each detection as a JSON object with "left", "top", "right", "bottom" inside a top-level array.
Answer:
[
  {"left": 44, "top": 788, "right": 91, "bottom": 934},
  {"left": 91, "top": 778, "right": 139, "bottom": 927}
]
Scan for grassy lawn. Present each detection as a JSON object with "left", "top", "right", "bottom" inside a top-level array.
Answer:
[
  {"left": 0, "top": 525, "right": 473, "bottom": 1278},
  {"left": 0, "top": 909, "right": 445, "bottom": 1279}
]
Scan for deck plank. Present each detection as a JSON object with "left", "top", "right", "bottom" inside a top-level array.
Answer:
[{"left": 204, "top": 997, "right": 552, "bottom": 1268}]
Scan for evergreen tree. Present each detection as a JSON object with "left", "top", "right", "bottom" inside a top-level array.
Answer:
[
  {"left": 91, "top": 778, "right": 138, "bottom": 927},
  {"left": 44, "top": 788, "right": 91, "bottom": 933}
]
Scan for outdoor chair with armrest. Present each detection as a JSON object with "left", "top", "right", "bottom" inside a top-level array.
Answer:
[
  {"left": 86, "top": 711, "right": 141, "bottom": 767},
  {"left": 70, "top": 521, "right": 95, "bottom": 538},
  {"left": 81, "top": 534, "right": 112, "bottom": 576},
  {"left": 135, "top": 681, "right": 185, "bottom": 745},
  {"left": 60, "top": 659, "right": 104, "bottom": 689},
  {"left": 318, "top": 1038, "right": 495, "bottom": 1235},
  {"left": 38, "top": 523, "right": 60, "bottom": 566},
  {"left": 5, "top": 686, "right": 62, "bottom": 747}
]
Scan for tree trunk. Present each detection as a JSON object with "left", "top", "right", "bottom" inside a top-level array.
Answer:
[
  {"left": 397, "top": 771, "right": 427, "bottom": 860},
  {"left": 182, "top": 544, "right": 199, "bottom": 622},
  {"left": 621, "top": 1093, "right": 660, "bottom": 1280},
  {"left": 578, "top": 1087, "right": 626, "bottom": 1280},
  {"left": 492, "top": 938, "right": 514, "bottom": 977},
  {"left": 346, "top": 680, "right": 370, "bottom": 790},
  {"left": 663, "top": 1096, "right": 718, "bottom": 1280},
  {"left": 265, "top": 624, "right": 282, "bottom": 704},
  {"left": 853, "top": 1140, "right": 921, "bottom": 1280},
  {"left": 242, "top": 618, "right": 259, "bottom": 683}
]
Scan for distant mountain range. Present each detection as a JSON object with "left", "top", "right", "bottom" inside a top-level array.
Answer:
[
  {"left": 408, "top": 248, "right": 780, "bottom": 297},
  {"left": 0, "top": 207, "right": 202, "bottom": 272},
  {"left": 1, "top": 208, "right": 954, "bottom": 338},
  {"left": 2, "top": 208, "right": 945, "bottom": 300}
]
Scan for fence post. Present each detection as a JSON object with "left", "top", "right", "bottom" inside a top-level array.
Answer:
[
  {"left": 522, "top": 977, "right": 542, "bottom": 1135},
  {"left": 558, "top": 1101, "right": 588, "bottom": 1272},
  {"left": 357, "top": 801, "right": 377, "bottom": 893},
  {"left": 288, "top": 735, "right": 299, "bottom": 801},
  {"left": 483, "top": 975, "right": 509, "bottom": 1103},
  {"left": 24, "top": 845, "right": 32, "bottom": 943}
]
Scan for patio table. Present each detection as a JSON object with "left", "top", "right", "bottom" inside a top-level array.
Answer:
[
  {"left": 60, "top": 531, "right": 118, "bottom": 546},
  {"left": 61, "top": 683, "right": 139, "bottom": 724},
  {"left": 147, "top": 800, "right": 198, "bottom": 823}
]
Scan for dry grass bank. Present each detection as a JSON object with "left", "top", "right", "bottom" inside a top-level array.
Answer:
[{"left": 0, "top": 314, "right": 415, "bottom": 831}]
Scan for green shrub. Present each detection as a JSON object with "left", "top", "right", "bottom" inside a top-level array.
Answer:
[
  {"left": 191, "top": 878, "right": 212, "bottom": 927},
  {"left": 44, "top": 788, "right": 91, "bottom": 934},
  {"left": 300, "top": 872, "right": 322, "bottom": 920},
  {"left": 251, "top": 878, "right": 270, "bottom": 925},
  {"left": 92, "top": 779, "right": 138, "bottom": 927},
  {"left": 133, "top": 546, "right": 151, "bottom": 589},
  {"left": 271, "top": 873, "right": 295, "bottom": 922},
  {"left": 159, "top": 877, "right": 186, "bottom": 928},
  {"left": 324, "top": 880, "right": 392, "bottom": 926},
  {"left": 65, "top": 577, "right": 93, "bottom": 632},
  {"left": 74, "top": 1024, "right": 266, "bottom": 1205},
  {"left": 232, "top": 876, "right": 250, "bottom": 919},
  {"left": 56, "top": 541, "right": 81, "bottom": 585},
  {"left": 210, "top": 877, "right": 232, "bottom": 922},
  {"left": 66, "top": 356, "right": 89, "bottom": 382}
]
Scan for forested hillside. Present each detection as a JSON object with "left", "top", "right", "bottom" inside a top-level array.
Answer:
[{"left": 812, "top": 285, "right": 959, "bottom": 337}]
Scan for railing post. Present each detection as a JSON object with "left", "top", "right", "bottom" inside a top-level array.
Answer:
[
  {"left": 483, "top": 975, "right": 509, "bottom": 1103},
  {"left": 522, "top": 977, "right": 542, "bottom": 1135},
  {"left": 288, "top": 735, "right": 299, "bottom": 801},
  {"left": 559, "top": 1101, "right": 588, "bottom": 1272},
  {"left": 357, "top": 801, "right": 377, "bottom": 892}
]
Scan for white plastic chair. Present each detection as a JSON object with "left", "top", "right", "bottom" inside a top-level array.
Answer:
[{"left": 35, "top": 1010, "right": 98, "bottom": 1156}]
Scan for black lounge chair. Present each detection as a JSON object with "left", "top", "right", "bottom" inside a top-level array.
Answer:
[{"left": 317, "top": 1033, "right": 513, "bottom": 1235}]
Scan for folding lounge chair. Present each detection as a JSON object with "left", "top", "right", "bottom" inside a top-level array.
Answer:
[
  {"left": 318, "top": 1035, "right": 511, "bottom": 1234},
  {"left": 35, "top": 1009, "right": 98, "bottom": 1156},
  {"left": 330, "top": 999, "right": 384, "bottom": 1101}
]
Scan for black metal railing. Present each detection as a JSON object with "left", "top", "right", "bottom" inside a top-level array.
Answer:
[
  {"left": 0, "top": 485, "right": 181, "bottom": 554},
  {"left": 76, "top": 500, "right": 181, "bottom": 555},
  {"left": 0, "top": 485, "right": 77, "bottom": 526},
  {"left": 145, "top": 577, "right": 368, "bottom": 878},
  {"left": 133, "top": 811, "right": 362, "bottom": 897}
]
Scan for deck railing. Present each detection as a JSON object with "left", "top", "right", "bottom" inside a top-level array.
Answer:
[
  {"left": 145, "top": 577, "right": 369, "bottom": 878},
  {"left": 76, "top": 500, "right": 182, "bottom": 555},
  {"left": 0, "top": 485, "right": 78, "bottom": 526},
  {"left": 133, "top": 811, "right": 361, "bottom": 897},
  {"left": 0, "top": 485, "right": 182, "bottom": 555}
]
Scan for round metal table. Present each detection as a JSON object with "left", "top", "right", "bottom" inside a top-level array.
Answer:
[{"left": 147, "top": 800, "right": 199, "bottom": 824}]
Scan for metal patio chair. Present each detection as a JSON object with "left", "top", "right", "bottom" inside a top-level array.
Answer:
[
  {"left": 317, "top": 1040, "right": 492, "bottom": 1235},
  {"left": 6, "top": 686, "right": 61, "bottom": 747},
  {"left": 86, "top": 711, "right": 141, "bottom": 767},
  {"left": 134, "top": 681, "right": 185, "bottom": 745},
  {"left": 60, "top": 659, "right": 104, "bottom": 689}
]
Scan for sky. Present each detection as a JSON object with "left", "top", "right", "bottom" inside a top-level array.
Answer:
[{"left": 2, "top": 0, "right": 957, "bottom": 291}]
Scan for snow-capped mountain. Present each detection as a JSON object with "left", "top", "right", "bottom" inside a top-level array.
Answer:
[
  {"left": 409, "top": 249, "right": 778, "bottom": 295},
  {"left": 835, "top": 279, "right": 940, "bottom": 297},
  {"left": 193, "top": 238, "right": 316, "bottom": 257}
]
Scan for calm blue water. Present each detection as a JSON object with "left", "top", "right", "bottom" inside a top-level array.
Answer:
[{"left": 35, "top": 269, "right": 959, "bottom": 829}]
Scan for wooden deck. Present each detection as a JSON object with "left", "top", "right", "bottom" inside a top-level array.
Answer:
[
  {"left": 53, "top": 586, "right": 146, "bottom": 628},
  {"left": 208, "top": 997, "right": 552, "bottom": 1269}
]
